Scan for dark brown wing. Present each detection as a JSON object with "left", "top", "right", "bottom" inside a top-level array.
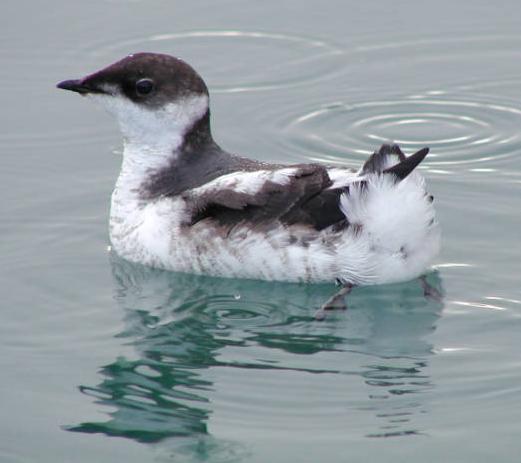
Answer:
[
  {"left": 281, "top": 187, "right": 348, "bottom": 231},
  {"left": 184, "top": 144, "right": 429, "bottom": 233},
  {"left": 187, "top": 164, "right": 349, "bottom": 231}
]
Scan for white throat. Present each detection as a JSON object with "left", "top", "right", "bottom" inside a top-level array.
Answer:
[
  {"left": 90, "top": 91, "right": 209, "bottom": 196},
  {"left": 119, "top": 94, "right": 209, "bottom": 155}
]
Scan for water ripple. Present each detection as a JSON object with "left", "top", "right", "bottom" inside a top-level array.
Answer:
[
  {"left": 201, "top": 294, "right": 287, "bottom": 329},
  {"left": 78, "top": 30, "right": 343, "bottom": 93},
  {"left": 281, "top": 94, "right": 521, "bottom": 169}
]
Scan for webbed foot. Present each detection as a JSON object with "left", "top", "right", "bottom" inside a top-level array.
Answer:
[{"left": 315, "top": 283, "right": 354, "bottom": 321}]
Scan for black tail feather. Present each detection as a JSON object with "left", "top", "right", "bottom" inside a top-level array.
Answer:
[
  {"left": 360, "top": 144, "right": 408, "bottom": 175},
  {"left": 383, "top": 147, "right": 429, "bottom": 180}
]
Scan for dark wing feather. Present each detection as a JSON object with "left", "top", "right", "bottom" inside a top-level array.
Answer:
[
  {"left": 281, "top": 187, "right": 348, "bottom": 231},
  {"left": 187, "top": 164, "right": 348, "bottom": 231},
  {"left": 360, "top": 144, "right": 406, "bottom": 175},
  {"left": 383, "top": 147, "right": 429, "bottom": 180},
  {"left": 361, "top": 144, "right": 429, "bottom": 181}
]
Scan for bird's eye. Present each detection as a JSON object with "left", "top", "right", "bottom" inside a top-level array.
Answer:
[{"left": 135, "top": 78, "right": 154, "bottom": 96}]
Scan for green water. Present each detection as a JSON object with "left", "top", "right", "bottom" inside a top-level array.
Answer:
[{"left": 2, "top": 0, "right": 521, "bottom": 462}]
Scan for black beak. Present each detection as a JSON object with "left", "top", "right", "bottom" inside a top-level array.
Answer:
[
  {"left": 57, "top": 79, "right": 89, "bottom": 94},
  {"left": 56, "top": 78, "right": 105, "bottom": 95}
]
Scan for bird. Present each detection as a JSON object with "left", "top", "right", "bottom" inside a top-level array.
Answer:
[{"left": 57, "top": 52, "right": 441, "bottom": 318}]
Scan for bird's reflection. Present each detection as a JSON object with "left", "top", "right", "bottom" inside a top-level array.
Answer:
[{"left": 69, "top": 253, "right": 443, "bottom": 445}]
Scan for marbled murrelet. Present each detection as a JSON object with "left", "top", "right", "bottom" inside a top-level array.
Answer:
[{"left": 57, "top": 53, "right": 440, "bottom": 286}]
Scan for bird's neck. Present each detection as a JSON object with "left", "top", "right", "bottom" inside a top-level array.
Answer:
[
  {"left": 116, "top": 142, "right": 172, "bottom": 199},
  {"left": 114, "top": 104, "right": 214, "bottom": 202}
]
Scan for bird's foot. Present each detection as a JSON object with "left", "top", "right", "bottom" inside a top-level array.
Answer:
[
  {"left": 420, "top": 275, "right": 443, "bottom": 302},
  {"left": 315, "top": 283, "right": 354, "bottom": 321}
]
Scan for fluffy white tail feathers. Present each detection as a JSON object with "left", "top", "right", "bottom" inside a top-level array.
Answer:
[{"left": 339, "top": 145, "right": 440, "bottom": 284}]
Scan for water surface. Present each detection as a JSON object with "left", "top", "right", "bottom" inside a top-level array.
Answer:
[{"left": 2, "top": 1, "right": 521, "bottom": 462}]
